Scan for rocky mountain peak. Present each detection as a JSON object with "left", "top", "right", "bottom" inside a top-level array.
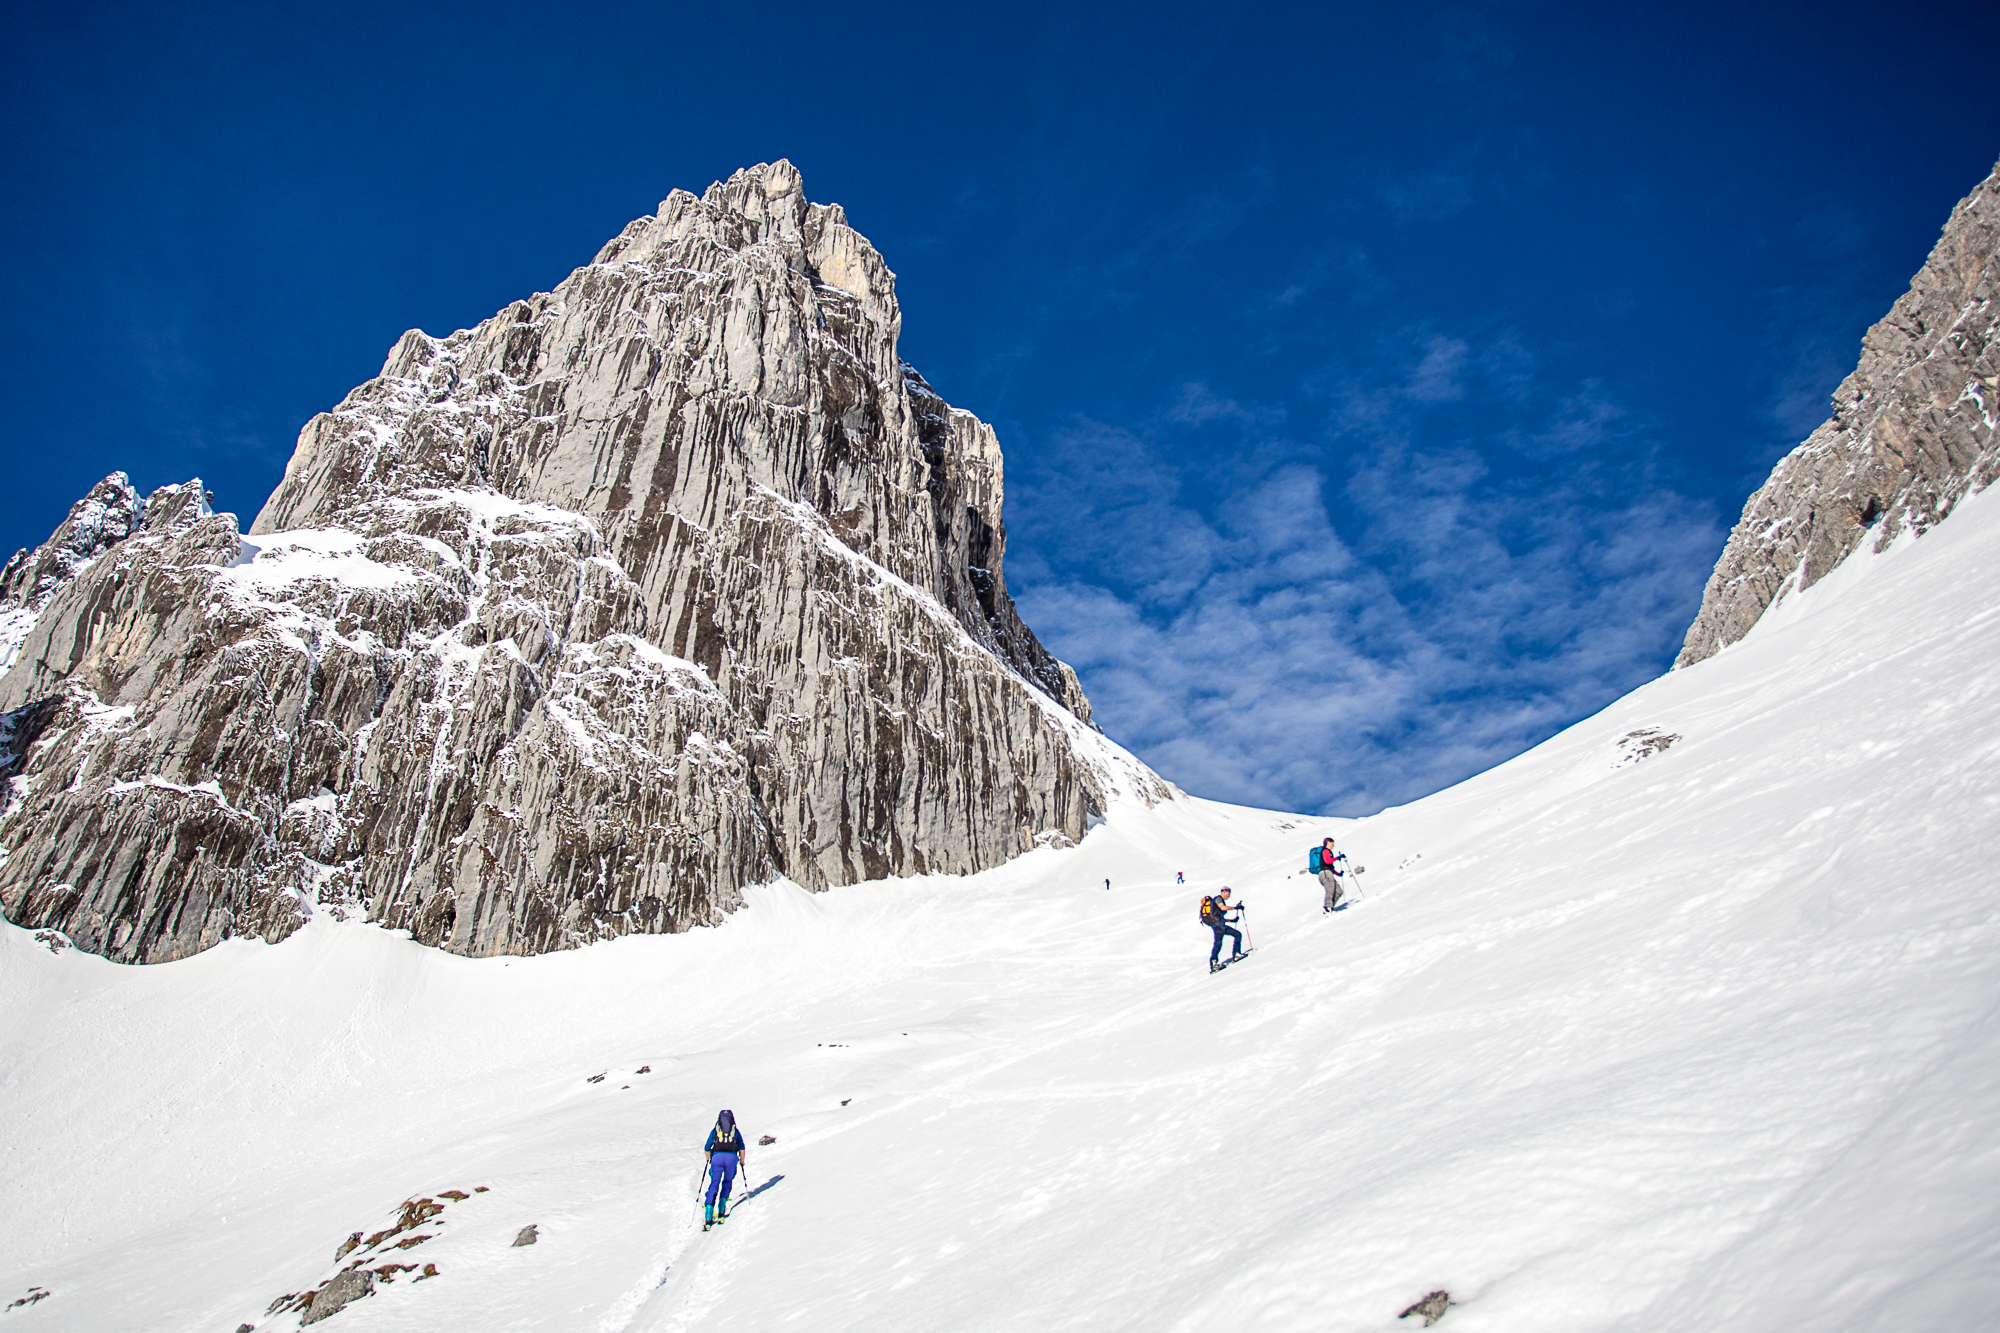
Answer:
[
  {"left": 0, "top": 163, "right": 1165, "bottom": 965},
  {"left": 0, "top": 473, "right": 144, "bottom": 611},
  {"left": 1678, "top": 158, "right": 2000, "bottom": 666},
  {"left": 0, "top": 474, "right": 214, "bottom": 676}
]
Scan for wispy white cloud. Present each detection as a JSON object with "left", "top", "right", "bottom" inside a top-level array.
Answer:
[{"left": 1012, "top": 329, "right": 1722, "bottom": 815}]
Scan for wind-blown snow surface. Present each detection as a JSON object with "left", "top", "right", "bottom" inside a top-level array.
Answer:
[{"left": 3, "top": 487, "right": 1998, "bottom": 1332}]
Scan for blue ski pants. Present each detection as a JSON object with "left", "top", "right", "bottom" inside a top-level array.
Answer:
[
  {"left": 1210, "top": 923, "right": 1243, "bottom": 963},
  {"left": 705, "top": 1152, "right": 739, "bottom": 1206}
]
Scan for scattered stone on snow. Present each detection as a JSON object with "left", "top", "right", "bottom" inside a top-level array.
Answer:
[
  {"left": 298, "top": 1267, "right": 373, "bottom": 1325},
  {"left": 635, "top": 1065, "right": 650, "bottom": 1074},
  {"left": 512, "top": 1225, "right": 540, "bottom": 1247},
  {"left": 6, "top": 1286, "right": 51, "bottom": 1309},
  {"left": 31, "top": 929, "right": 67, "bottom": 953},
  {"left": 587, "top": 1072, "right": 606, "bottom": 1083},
  {"left": 758, "top": 1134, "right": 776, "bottom": 1145},
  {"left": 265, "top": 1187, "right": 484, "bottom": 1320},
  {"left": 1398, "top": 1289, "right": 1455, "bottom": 1326},
  {"left": 1617, "top": 728, "right": 1681, "bottom": 765}
]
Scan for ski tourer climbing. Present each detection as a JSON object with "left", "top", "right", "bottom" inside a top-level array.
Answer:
[
  {"left": 1177, "top": 871, "right": 1185, "bottom": 883},
  {"left": 703, "top": 1109, "right": 747, "bottom": 1227},
  {"left": 1201, "top": 887, "right": 1247, "bottom": 971},
  {"left": 1313, "top": 837, "right": 1347, "bottom": 912}
]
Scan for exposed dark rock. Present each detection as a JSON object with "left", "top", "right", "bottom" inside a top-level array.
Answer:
[
  {"left": 1680, "top": 158, "right": 2000, "bottom": 665},
  {"left": 1616, "top": 728, "right": 1680, "bottom": 765},
  {"left": 512, "top": 1225, "right": 539, "bottom": 1247},
  {"left": 1399, "top": 1289, "right": 1455, "bottom": 1326},
  {"left": 298, "top": 1267, "right": 372, "bottom": 1325}
]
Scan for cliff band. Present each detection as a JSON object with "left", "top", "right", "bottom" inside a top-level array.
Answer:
[
  {"left": 0, "top": 161, "right": 1168, "bottom": 964},
  {"left": 1678, "top": 159, "right": 2000, "bottom": 666}
]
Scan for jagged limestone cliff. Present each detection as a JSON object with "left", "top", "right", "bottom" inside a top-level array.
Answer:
[
  {"left": 1678, "top": 159, "right": 2000, "bottom": 666},
  {"left": 0, "top": 161, "right": 1168, "bottom": 964}
]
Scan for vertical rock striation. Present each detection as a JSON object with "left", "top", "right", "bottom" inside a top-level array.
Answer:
[
  {"left": 0, "top": 161, "right": 1168, "bottom": 964},
  {"left": 1678, "top": 158, "right": 2000, "bottom": 667}
]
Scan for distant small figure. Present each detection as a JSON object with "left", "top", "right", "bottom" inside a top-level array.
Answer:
[
  {"left": 1105, "top": 878, "right": 1111, "bottom": 891},
  {"left": 1176, "top": 871, "right": 1184, "bottom": 883},
  {"left": 703, "top": 1109, "right": 747, "bottom": 1228}
]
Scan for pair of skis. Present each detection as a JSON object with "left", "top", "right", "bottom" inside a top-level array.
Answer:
[{"left": 1211, "top": 948, "right": 1254, "bottom": 972}]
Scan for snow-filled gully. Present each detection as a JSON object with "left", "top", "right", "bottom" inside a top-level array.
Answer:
[{"left": 3, "top": 492, "right": 1998, "bottom": 1331}]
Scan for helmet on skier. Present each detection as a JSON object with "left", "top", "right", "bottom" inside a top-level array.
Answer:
[{"left": 1217, "top": 887, "right": 1232, "bottom": 898}]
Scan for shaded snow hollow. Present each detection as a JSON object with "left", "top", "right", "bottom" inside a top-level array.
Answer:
[{"left": 3, "top": 486, "right": 1998, "bottom": 1331}]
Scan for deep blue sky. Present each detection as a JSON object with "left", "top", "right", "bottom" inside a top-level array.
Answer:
[{"left": 5, "top": 1, "right": 1997, "bottom": 813}]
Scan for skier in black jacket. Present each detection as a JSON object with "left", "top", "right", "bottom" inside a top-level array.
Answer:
[{"left": 1207, "top": 888, "right": 1246, "bottom": 971}]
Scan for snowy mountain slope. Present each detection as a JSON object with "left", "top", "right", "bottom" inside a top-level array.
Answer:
[{"left": 2, "top": 486, "right": 1997, "bottom": 1329}]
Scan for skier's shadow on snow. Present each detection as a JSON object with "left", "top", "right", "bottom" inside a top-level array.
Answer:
[{"left": 732, "top": 1174, "right": 785, "bottom": 1209}]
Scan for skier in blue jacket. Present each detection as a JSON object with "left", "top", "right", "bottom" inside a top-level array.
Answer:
[{"left": 703, "top": 1109, "right": 747, "bottom": 1226}]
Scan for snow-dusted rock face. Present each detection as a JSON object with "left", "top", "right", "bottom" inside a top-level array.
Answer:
[
  {"left": 1678, "top": 159, "right": 2000, "bottom": 667},
  {"left": 0, "top": 160, "right": 1165, "bottom": 964}
]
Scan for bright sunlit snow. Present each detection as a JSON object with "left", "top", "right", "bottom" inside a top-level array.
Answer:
[{"left": 3, "top": 484, "right": 1998, "bottom": 1332}]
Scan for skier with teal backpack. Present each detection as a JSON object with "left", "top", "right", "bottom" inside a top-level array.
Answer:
[
  {"left": 702, "top": 1110, "right": 747, "bottom": 1228},
  {"left": 1310, "top": 838, "right": 1348, "bottom": 912}
]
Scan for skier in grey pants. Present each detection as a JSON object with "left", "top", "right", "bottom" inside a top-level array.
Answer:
[{"left": 1317, "top": 838, "right": 1346, "bottom": 912}]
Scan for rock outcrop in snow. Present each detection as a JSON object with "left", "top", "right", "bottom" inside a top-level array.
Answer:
[
  {"left": 1677, "top": 158, "right": 2000, "bottom": 666},
  {"left": 0, "top": 160, "right": 1167, "bottom": 964}
]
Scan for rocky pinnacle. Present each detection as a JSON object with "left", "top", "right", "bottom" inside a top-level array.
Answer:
[{"left": 0, "top": 161, "right": 1168, "bottom": 964}]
